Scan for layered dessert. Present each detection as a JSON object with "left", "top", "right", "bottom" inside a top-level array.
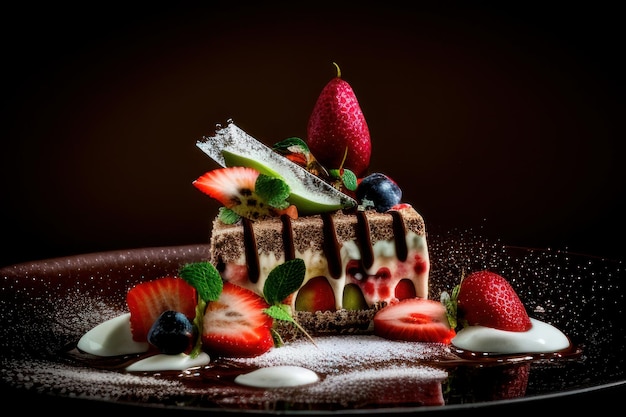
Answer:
[
  {"left": 71, "top": 64, "right": 577, "bottom": 410},
  {"left": 190, "top": 62, "right": 433, "bottom": 337},
  {"left": 205, "top": 174, "right": 430, "bottom": 336}
]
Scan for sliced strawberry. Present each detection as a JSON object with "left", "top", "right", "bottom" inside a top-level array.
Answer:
[
  {"left": 456, "top": 270, "right": 532, "bottom": 332},
  {"left": 202, "top": 282, "right": 274, "bottom": 358},
  {"left": 126, "top": 277, "right": 197, "bottom": 342},
  {"left": 193, "top": 166, "right": 259, "bottom": 208},
  {"left": 193, "top": 166, "right": 297, "bottom": 220},
  {"left": 373, "top": 298, "right": 456, "bottom": 343}
]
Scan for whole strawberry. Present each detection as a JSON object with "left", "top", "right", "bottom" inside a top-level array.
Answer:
[
  {"left": 456, "top": 270, "right": 532, "bottom": 332},
  {"left": 307, "top": 62, "right": 371, "bottom": 177}
]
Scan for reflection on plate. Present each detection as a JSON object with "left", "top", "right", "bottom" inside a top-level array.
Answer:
[{"left": 1, "top": 229, "right": 625, "bottom": 414}]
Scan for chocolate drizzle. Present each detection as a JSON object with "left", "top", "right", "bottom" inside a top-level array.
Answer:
[
  {"left": 321, "top": 213, "right": 342, "bottom": 278},
  {"left": 356, "top": 211, "right": 374, "bottom": 269},
  {"left": 390, "top": 211, "right": 408, "bottom": 261},
  {"left": 239, "top": 210, "right": 410, "bottom": 282},
  {"left": 242, "top": 218, "right": 260, "bottom": 283},
  {"left": 281, "top": 215, "right": 295, "bottom": 261}
]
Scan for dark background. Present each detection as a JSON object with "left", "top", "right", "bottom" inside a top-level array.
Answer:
[{"left": 2, "top": 3, "right": 624, "bottom": 268}]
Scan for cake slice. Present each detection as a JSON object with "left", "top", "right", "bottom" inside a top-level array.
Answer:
[{"left": 208, "top": 204, "right": 430, "bottom": 336}]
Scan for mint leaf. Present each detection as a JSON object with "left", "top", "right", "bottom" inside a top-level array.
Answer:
[
  {"left": 264, "top": 304, "right": 295, "bottom": 323},
  {"left": 272, "top": 137, "right": 310, "bottom": 154},
  {"left": 179, "top": 261, "right": 223, "bottom": 303},
  {"left": 255, "top": 174, "right": 291, "bottom": 209},
  {"left": 263, "top": 258, "right": 306, "bottom": 304},
  {"left": 340, "top": 169, "right": 357, "bottom": 191},
  {"left": 261, "top": 259, "right": 317, "bottom": 346},
  {"left": 218, "top": 207, "right": 241, "bottom": 224},
  {"left": 329, "top": 168, "right": 357, "bottom": 191}
]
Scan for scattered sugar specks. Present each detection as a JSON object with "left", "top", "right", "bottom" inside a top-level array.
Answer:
[
  {"left": 1, "top": 237, "right": 624, "bottom": 410},
  {"left": 231, "top": 335, "right": 450, "bottom": 374},
  {"left": 1, "top": 358, "right": 188, "bottom": 402}
]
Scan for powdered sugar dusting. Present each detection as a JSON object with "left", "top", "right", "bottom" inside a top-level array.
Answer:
[
  {"left": 231, "top": 335, "right": 451, "bottom": 374},
  {"left": 1, "top": 238, "right": 623, "bottom": 411},
  {"left": 212, "top": 337, "right": 449, "bottom": 408},
  {"left": 1, "top": 358, "right": 189, "bottom": 402}
]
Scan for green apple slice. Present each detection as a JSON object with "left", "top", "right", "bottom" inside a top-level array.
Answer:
[{"left": 196, "top": 122, "right": 357, "bottom": 215}]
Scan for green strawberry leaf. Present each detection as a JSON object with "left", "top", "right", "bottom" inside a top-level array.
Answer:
[
  {"left": 263, "top": 258, "right": 306, "bottom": 304},
  {"left": 218, "top": 207, "right": 241, "bottom": 224},
  {"left": 441, "top": 281, "right": 462, "bottom": 330},
  {"left": 255, "top": 174, "right": 291, "bottom": 209}
]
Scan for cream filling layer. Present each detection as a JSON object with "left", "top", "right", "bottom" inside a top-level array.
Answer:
[{"left": 221, "top": 231, "right": 429, "bottom": 309}]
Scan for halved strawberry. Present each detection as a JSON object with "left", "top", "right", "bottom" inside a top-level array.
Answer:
[
  {"left": 456, "top": 270, "right": 532, "bottom": 332},
  {"left": 193, "top": 166, "right": 297, "bottom": 220},
  {"left": 193, "top": 166, "right": 259, "bottom": 209},
  {"left": 373, "top": 298, "right": 456, "bottom": 343},
  {"left": 202, "top": 282, "right": 274, "bottom": 358},
  {"left": 126, "top": 277, "right": 197, "bottom": 342}
]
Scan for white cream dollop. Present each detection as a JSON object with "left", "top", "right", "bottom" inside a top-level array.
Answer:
[
  {"left": 126, "top": 352, "right": 211, "bottom": 372},
  {"left": 234, "top": 365, "right": 320, "bottom": 388},
  {"left": 78, "top": 313, "right": 211, "bottom": 371},
  {"left": 77, "top": 313, "right": 149, "bottom": 356},
  {"left": 451, "top": 318, "right": 571, "bottom": 354}
]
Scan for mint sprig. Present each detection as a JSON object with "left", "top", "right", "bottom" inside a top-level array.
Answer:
[
  {"left": 261, "top": 258, "right": 316, "bottom": 346},
  {"left": 179, "top": 261, "right": 223, "bottom": 358}
]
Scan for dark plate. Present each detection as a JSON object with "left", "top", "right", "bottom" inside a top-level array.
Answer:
[{"left": 1, "top": 230, "right": 625, "bottom": 415}]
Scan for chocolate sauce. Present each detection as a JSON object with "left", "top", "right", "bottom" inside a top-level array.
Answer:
[
  {"left": 242, "top": 218, "right": 260, "bottom": 283},
  {"left": 356, "top": 211, "right": 374, "bottom": 270},
  {"left": 240, "top": 211, "right": 410, "bottom": 281},
  {"left": 390, "top": 211, "right": 408, "bottom": 262},
  {"left": 281, "top": 215, "right": 295, "bottom": 261},
  {"left": 321, "top": 213, "right": 342, "bottom": 278}
]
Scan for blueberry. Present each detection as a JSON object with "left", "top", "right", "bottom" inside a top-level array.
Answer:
[
  {"left": 147, "top": 310, "right": 195, "bottom": 355},
  {"left": 356, "top": 173, "right": 402, "bottom": 212}
]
